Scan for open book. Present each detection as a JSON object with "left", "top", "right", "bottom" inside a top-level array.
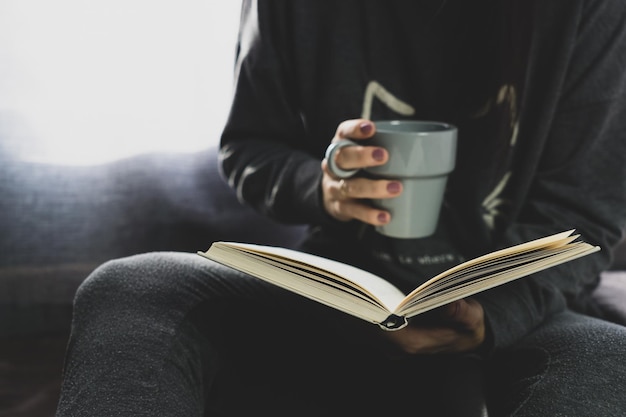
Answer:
[{"left": 198, "top": 230, "right": 599, "bottom": 331}]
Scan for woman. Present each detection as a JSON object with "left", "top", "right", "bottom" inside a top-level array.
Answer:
[{"left": 57, "top": 1, "right": 626, "bottom": 416}]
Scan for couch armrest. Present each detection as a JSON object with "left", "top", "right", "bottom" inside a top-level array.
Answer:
[{"left": 593, "top": 271, "right": 626, "bottom": 326}]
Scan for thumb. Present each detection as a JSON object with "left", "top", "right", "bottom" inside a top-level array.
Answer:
[{"left": 441, "top": 299, "right": 484, "bottom": 329}]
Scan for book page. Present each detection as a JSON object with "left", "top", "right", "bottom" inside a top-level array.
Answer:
[
  {"left": 399, "top": 230, "right": 578, "bottom": 305},
  {"left": 204, "top": 242, "right": 407, "bottom": 312},
  {"left": 396, "top": 240, "right": 599, "bottom": 316}
]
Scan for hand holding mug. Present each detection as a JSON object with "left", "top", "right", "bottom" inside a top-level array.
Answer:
[
  {"left": 321, "top": 119, "right": 403, "bottom": 226},
  {"left": 324, "top": 119, "right": 457, "bottom": 239}
]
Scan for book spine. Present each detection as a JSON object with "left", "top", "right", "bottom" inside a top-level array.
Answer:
[{"left": 378, "top": 315, "right": 408, "bottom": 331}]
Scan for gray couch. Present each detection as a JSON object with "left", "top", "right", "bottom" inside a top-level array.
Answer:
[{"left": 1, "top": 146, "right": 624, "bottom": 416}]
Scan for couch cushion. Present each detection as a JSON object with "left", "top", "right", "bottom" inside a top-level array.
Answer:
[
  {"left": 0, "top": 147, "right": 306, "bottom": 335},
  {"left": 0, "top": 264, "right": 97, "bottom": 335},
  {"left": 0, "top": 147, "right": 305, "bottom": 268}
]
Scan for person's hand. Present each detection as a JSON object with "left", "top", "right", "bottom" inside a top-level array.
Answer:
[
  {"left": 383, "top": 299, "right": 486, "bottom": 354},
  {"left": 321, "top": 119, "right": 402, "bottom": 225}
]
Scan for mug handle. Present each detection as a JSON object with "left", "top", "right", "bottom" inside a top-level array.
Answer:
[{"left": 324, "top": 140, "right": 359, "bottom": 179}]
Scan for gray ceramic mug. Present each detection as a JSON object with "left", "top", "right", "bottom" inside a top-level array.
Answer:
[{"left": 326, "top": 120, "right": 457, "bottom": 239}]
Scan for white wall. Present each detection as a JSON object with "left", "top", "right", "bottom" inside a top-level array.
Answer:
[{"left": 0, "top": 0, "right": 241, "bottom": 165}]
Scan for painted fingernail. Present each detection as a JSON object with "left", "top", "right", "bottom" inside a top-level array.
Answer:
[
  {"left": 387, "top": 181, "right": 401, "bottom": 194},
  {"left": 359, "top": 122, "right": 373, "bottom": 135},
  {"left": 372, "top": 148, "right": 385, "bottom": 161},
  {"left": 377, "top": 212, "right": 389, "bottom": 223}
]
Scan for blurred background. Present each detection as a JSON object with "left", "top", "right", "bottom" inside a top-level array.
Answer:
[
  {"left": 0, "top": 1, "right": 266, "bottom": 273},
  {"left": 0, "top": 0, "right": 241, "bottom": 165},
  {"left": 0, "top": 4, "right": 303, "bottom": 415}
]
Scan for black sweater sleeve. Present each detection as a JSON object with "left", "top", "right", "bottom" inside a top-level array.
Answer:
[
  {"left": 218, "top": 0, "right": 330, "bottom": 227},
  {"left": 476, "top": 0, "right": 626, "bottom": 350}
]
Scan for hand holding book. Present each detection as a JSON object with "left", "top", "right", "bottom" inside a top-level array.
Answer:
[{"left": 382, "top": 298, "right": 486, "bottom": 354}]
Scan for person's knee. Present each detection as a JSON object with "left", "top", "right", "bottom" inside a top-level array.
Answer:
[
  {"left": 74, "top": 253, "right": 176, "bottom": 313},
  {"left": 487, "top": 315, "right": 626, "bottom": 415},
  {"left": 562, "top": 317, "right": 626, "bottom": 366},
  {"left": 530, "top": 313, "right": 626, "bottom": 362}
]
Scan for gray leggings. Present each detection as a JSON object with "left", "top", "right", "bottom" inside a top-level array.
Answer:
[{"left": 56, "top": 252, "right": 626, "bottom": 416}]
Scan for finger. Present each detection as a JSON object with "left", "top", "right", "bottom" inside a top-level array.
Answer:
[
  {"left": 328, "top": 197, "right": 389, "bottom": 226},
  {"left": 321, "top": 161, "right": 389, "bottom": 224},
  {"left": 322, "top": 159, "right": 399, "bottom": 226},
  {"left": 409, "top": 327, "right": 468, "bottom": 354},
  {"left": 418, "top": 300, "right": 485, "bottom": 353},
  {"left": 334, "top": 177, "right": 402, "bottom": 200},
  {"left": 329, "top": 119, "right": 387, "bottom": 173},
  {"left": 334, "top": 144, "right": 387, "bottom": 171},
  {"left": 333, "top": 178, "right": 402, "bottom": 199},
  {"left": 385, "top": 325, "right": 478, "bottom": 355},
  {"left": 383, "top": 300, "right": 486, "bottom": 354},
  {"left": 335, "top": 119, "right": 376, "bottom": 140},
  {"left": 440, "top": 299, "right": 485, "bottom": 331}
]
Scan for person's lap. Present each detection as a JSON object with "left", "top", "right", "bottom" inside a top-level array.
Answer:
[
  {"left": 57, "top": 252, "right": 626, "bottom": 417},
  {"left": 189, "top": 260, "right": 626, "bottom": 416},
  {"left": 202, "top": 298, "right": 487, "bottom": 417}
]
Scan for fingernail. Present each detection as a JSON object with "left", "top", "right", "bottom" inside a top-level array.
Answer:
[
  {"left": 387, "top": 181, "right": 401, "bottom": 194},
  {"left": 372, "top": 148, "right": 385, "bottom": 161},
  {"left": 377, "top": 212, "right": 389, "bottom": 223},
  {"left": 359, "top": 122, "right": 373, "bottom": 135}
]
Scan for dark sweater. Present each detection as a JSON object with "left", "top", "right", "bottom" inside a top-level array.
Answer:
[{"left": 220, "top": 0, "right": 626, "bottom": 349}]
